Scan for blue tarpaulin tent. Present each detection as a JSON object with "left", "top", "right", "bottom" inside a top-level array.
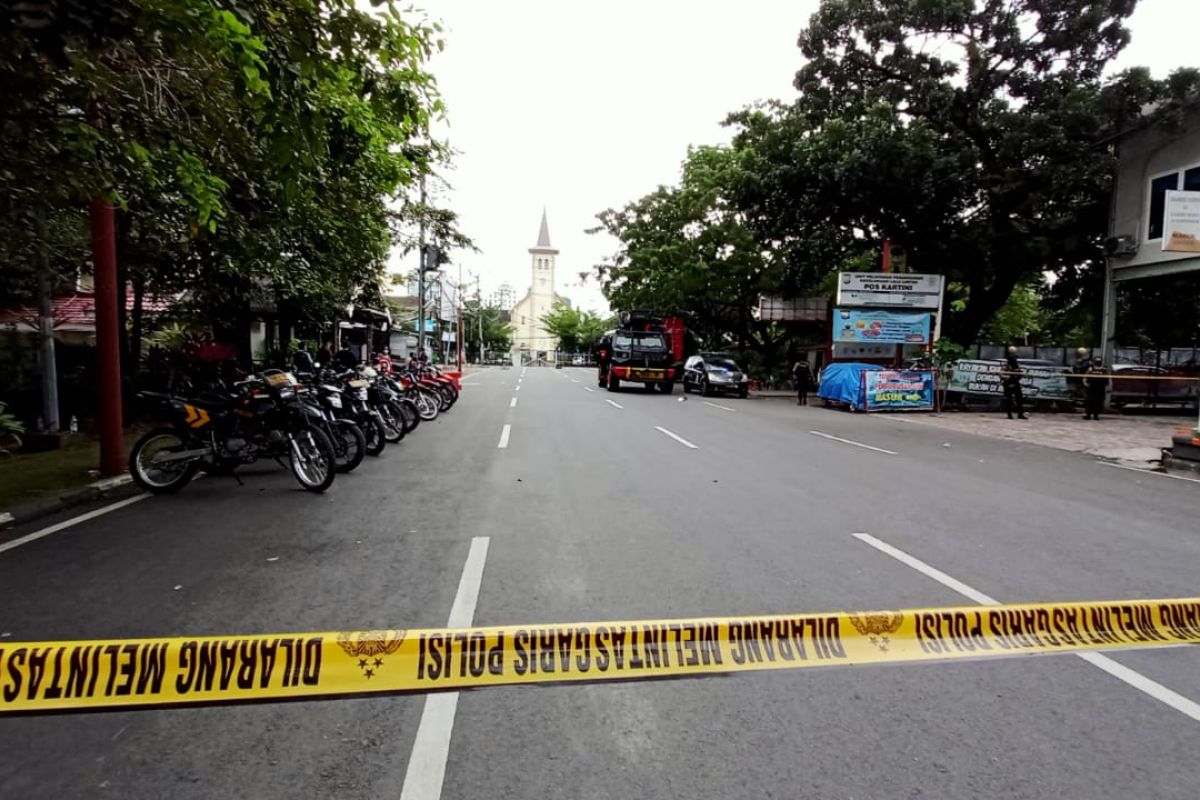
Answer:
[{"left": 817, "top": 362, "right": 883, "bottom": 409}]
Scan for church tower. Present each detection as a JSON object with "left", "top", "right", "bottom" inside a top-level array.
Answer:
[{"left": 511, "top": 209, "right": 563, "bottom": 362}]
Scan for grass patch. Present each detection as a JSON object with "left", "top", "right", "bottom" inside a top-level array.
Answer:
[{"left": 0, "top": 433, "right": 139, "bottom": 511}]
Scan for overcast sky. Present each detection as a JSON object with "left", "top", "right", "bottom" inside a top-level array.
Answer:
[{"left": 391, "top": 0, "right": 1198, "bottom": 313}]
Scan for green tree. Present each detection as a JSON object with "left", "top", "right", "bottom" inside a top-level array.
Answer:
[
  {"left": 979, "top": 283, "right": 1045, "bottom": 345},
  {"left": 539, "top": 302, "right": 610, "bottom": 353},
  {"left": 729, "top": 0, "right": 1152, "bottom": 342},
  {"left": 591, "top": 145, "right": 792, "bottom": 357},
  {"left": 462, "top": 302, "right": 513, "bottom": 359}
]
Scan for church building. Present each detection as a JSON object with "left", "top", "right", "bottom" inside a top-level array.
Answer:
[{"left": 511, "top": 210, "right": 569, "bottom": 362}]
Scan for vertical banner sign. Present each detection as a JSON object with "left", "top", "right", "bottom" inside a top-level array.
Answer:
[
  {"left": 833, "top": 308, "right": 931, "bottom": 345},
  {"left": 864, "top": 370, "right": 935, "bottom": 410},
  {"left": 1163, "top": 190, "right": 1200, "bottom": 252}
]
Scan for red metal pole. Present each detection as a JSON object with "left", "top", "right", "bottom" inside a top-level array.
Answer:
[
  {"left": 91, "top": 197, "right": 124, "bottom": 476},
  {"left": 881, "top": 239, "right": 892, "bottom": 273}
]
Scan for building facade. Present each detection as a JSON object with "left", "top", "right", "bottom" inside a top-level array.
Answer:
[
  {"left": 1101, "top": 105, "right": 1200, "bottom": 363},
  {"left": 511, "top": 210, "right": 568, "bottom": 362},
  {"left": 488, "top": 283, "right": 517, "bottom": 311}
]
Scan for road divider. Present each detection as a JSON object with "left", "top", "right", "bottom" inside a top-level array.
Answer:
[{"left": 3, "top": 597, "right": 1199, "bottom": 714}]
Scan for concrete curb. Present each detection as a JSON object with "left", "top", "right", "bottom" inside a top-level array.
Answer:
[
  {"left": 0, "top": 474, "right": 140, "bottom": 530},
  {"left": 1163, "top": 450, "right": 1200, "bottom": 477}
]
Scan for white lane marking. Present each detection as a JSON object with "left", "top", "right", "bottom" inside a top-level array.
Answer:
[
  {"left": 570, "top": 379, "right": 579, "bottom": 383},
  {"left": 852, "top": 533, "right": 996, "bottom": 605},
  {"left": 399, "top": 537, "right": 490, "bottom": 800},
  {"left": 703, "top": 401, "right": 736, "bottom": 412},
  {"left": 1101, "top": 462, "right": 1200, "bottom": 484},
  {"left": 515, "top": 385, "right": 521, "bottom": 392},
  {"left": 604, "top": 399, "right": 623, "bottom": 409},
  {"left": 584, "top": 387, "right": 595, "bottom": 393},
  {"left": 655, "top": 426, "right": 698, "bottom": 449},
  {"left": 808, "top": 430, "right": 896, "bottom": 455},
  {"left": 0, "top": 494, "right": 149, "bottom": 555},
  {"left": 853, "top": 532, "right": 1200, "bottom": 723},
  {"left": 510, "top": 397, "right": 517, "bottom": 408},
  {"left": 497, "top": 424, "right": 511, "bottom": 448}
]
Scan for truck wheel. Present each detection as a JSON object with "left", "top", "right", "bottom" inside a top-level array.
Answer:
[{"left": 607, "top": 375, "right": 620, "bottom": 392}]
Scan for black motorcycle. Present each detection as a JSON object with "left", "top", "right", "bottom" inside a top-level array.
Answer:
[
  {"left": 129, "top": 370, "right": 337, "bottom": 494},
  {"left": 294, "top": 374, "right": 366, "bottom": 473}
]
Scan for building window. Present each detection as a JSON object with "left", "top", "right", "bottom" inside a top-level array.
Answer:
[
  {"left": 1148, "top": 173, "right": 1179, "bottom": 240},
  {"left": 1148, "top": 166, "right": 1200, "bottom": 240},
  {"left": 1185, "top": 166, "right": 1200, "bottom": 192}
]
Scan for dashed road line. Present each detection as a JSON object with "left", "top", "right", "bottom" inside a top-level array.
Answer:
[
  {"left": 399, "top": 536, "right": 490, "bottom": 800},
  {"left": 583, "top": 387, "right": 595, "bottom": 393},
  {"left": 808, "top": 430, "right": 896, "bottom": 455},
  {"left": 853, "top": 532, "right": 1200, "bottom": 723},
  {"left": 703, "top": 401, "right": 736, "bottom": 412},
  {"left": 604, "top": 399, "right": 623, "bottom": 409},
  {"left": 655, "top": 426, "right": 698, "bottom": 449},
  {"left": 497, "top": 424, "right": 511, "bottom": 449},
  {"left": 510, "top": 397, "right": 517, "bottom": 408}
]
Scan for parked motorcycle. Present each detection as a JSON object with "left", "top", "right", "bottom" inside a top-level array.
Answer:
[{"left": 129, "top": 370, "right": 336, "bottom": 494}]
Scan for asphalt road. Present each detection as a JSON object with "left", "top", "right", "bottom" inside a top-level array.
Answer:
[{"left": 1, "top": 366, "right": 1199, "bottom": 798}]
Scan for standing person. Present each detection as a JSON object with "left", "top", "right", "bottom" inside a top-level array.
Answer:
[
  {"left": 319, "top": 340, "right": 334, "bottom": 367},
  {"left": 1002, "top": 347, "right": 1028, "bottom": 420},
  {"left": 1083, "top": 357, "right": 1109, "bottom": 420},
  {"left": 333, "top": 341, "right": 359, "bottom": 370},
  {"left": 1070, "top": 347, "right": 1090, "bottom": 405},
  {"left": 792, "top": 359, "right": 813, "bottom": 406},
  {"left": 376, "top": 347, "right": 393, "bottom": 377}
]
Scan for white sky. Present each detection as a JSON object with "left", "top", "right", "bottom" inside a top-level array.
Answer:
[{"left": 390, "top": 0, "right": 1198, "bottom": 314}]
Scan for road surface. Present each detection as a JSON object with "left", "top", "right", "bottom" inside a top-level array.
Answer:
[{"left": 1, "top": 366, "right": 1198, "bottom": 798}]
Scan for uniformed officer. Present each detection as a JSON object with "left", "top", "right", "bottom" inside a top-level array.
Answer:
[
  {"left": 1002, "top": 347, "right": 1027, "bottom": 420},
  {"left": 1083, "top": 356, "right": 1108, "bottom": 420}
]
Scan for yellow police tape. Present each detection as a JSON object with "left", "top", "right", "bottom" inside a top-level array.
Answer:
[{"left": 4, "top": 597, "right": 1200, "bottom": 714}]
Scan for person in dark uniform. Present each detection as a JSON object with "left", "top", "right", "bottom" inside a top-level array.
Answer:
[
  {"left": 1083, "top": 357, "right": 1108, "bottom": 420},
  {"left": 792, "top": 360, "right": 813, "bottom": 406},
  {"left": 1002, "top": 347, "right": 1027, "bottom": 420},
  {"left": 1070, "top": 347, "right": 1090, "bottom": 404}
]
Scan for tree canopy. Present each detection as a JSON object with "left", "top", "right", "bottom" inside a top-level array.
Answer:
[
  {"left": 539, "top": 302, "right": 611, "bottom": 353},
  {"left": 1, "top": 0, "right": 450, "bottom": 334},
  {"left": 593, "top": 0, "right": 1200, "bottom": 350}
]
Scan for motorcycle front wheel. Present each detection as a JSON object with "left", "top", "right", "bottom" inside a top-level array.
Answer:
[
  {"left": 288, "top": 426, "right": 336, "bottom": 492},
  {"left": 398, "top": 398, "right": 420, "bottom": 434},
  {"left": 417, "top": 389, "right": 439, "bottom": 421},
  {"left": 129, "top": 428, "right": 199, "bottom": 494},
  {"left": 333, "top": 420, "right": 366, "bottom": 473},
  {"left": 377, "top": 402, "right": 405, "bottom": 443},
  {"left": 362, "top": 414, "right": 387, "bottom": 456}
]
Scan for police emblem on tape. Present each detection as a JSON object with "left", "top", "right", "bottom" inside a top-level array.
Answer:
[
  {"left": 849, "top": 612, "right": 904, "bottom": 652},
  {"left": 337, "top": 630, "right": 406, "bottom": 679}
]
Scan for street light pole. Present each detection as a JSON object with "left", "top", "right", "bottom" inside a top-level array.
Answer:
[{"left": 416, "top": 176, "right": 427, "bottom": 358}]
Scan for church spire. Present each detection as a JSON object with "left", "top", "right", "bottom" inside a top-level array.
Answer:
[
  {"left": 536, "top": 208, "right": 552, "bottom": 248},
  {"left": 528, "top": 207, "right": 559, "bottom": 254}
]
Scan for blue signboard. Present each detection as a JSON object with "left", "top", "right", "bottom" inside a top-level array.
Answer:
[
  {"left": 833, "top": 308, "right": 931, "bottom": 345},
  {"left": 864, "top": 370, "right": 935, "bottom": 411}
]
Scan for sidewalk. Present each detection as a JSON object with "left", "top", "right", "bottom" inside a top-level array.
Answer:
[{"left": 874, "top": 411, "right": 1186, "bottom": 465}]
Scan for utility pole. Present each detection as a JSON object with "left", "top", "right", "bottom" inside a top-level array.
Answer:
[
  {"left": 37, "top": 232, "right": 60, "bottom": 433},
  {"left": 416, "top": 175, "right": 427, "bottom": 358},
  {"left": 456, "top": 263, "right": 464, "bottom": 371},
  {"left": 92, "top": 196, "right": 123, "bottom": 476},
  {"left": 477, "top": 273, "right": 483, "bottom": 365}
]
